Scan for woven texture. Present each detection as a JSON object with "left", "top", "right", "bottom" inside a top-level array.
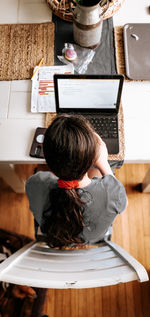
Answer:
[
  {"left": 114, "top": 26, "right": 131, "bottom": 81},
  {"left": 0, "top": 22, "right": 54, "bottom": 81},
  {"left": 45, "top": 105, "right": 125, "bottom": 161},
  {"left": 47, "top": 0, "right": 125, "bottom": 22}
]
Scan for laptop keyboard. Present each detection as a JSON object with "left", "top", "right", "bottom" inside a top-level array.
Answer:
[{"left": 86, "top": 115, "right": 118, "bottom": 139}]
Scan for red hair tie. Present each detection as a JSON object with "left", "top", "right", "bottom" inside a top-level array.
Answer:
[{"left": 57, "top": 179, "right": 79, "bottom": 189}]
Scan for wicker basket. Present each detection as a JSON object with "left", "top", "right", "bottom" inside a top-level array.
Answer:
[{"left": 46, "top": 0, "right": 125, "bottom": 22}]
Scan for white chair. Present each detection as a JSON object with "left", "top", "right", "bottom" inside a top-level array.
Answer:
[{"left": 0, "top": 240, "right": 149, "bottom": 289}]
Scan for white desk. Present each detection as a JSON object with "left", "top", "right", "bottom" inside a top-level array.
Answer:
[{"left": 0, "top": 0, "right": 150, "bottom": 192}]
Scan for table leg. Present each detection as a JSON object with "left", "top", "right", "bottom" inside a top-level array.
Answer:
[
  {"left": 0, "top": 164, "right": 25, "bottom": 193},
  {"left": 142, "top": 169, "right": 150, "bottom": 193}
]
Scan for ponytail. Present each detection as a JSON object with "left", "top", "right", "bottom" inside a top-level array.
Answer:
[{"left": 41, "top": 187, "right": 85, "bottom": 248}]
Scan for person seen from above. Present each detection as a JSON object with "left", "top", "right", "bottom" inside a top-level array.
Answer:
[{"left": 26, "top": 114, "right": 127, "bottom": 248}]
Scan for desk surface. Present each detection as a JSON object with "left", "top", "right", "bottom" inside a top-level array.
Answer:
[{"left": 0, "top": 0, "right": 150, "bottom": 164}]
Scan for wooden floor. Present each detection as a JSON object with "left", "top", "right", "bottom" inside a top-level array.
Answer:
[{"left": 0, "top": 163, "right": 150, "bottom": 317}]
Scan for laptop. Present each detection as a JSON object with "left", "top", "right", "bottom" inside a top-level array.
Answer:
[
  {"left": 54, "top": 74, "right": 124, "bottom": 154},
  {"left": 123, "top": 23, "right": 150, "bottom": 80}
]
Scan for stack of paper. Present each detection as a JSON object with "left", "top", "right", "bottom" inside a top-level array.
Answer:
[{"left": 31, "top": 64, "right": 74, "bottom": 113}]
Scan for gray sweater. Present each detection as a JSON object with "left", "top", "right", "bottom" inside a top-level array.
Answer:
[{"left": 26, "top": 171, "right": 127, "bottom": 243}]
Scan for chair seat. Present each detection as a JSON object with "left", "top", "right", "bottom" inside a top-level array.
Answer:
[{"left": 0, "top": 240, "right": 148, "bottom": 289}]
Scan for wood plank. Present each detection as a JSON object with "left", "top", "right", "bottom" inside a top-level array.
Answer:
[
  {"left": 125, "top": 282, "right": 136, "bottom": 317},
  {"left": 101, "top": 286, "right": 111, "bottom": 317},
  {"left": 70, "top": 290, "right": 79, "bottom": 317},
  {"left": 42, "top": 289, "right": 55, "bottom": 317},
  {"left": 94, "top": 287, "right": 103, "bottom": 316},
  {"left": 78, "top": 289, "right": 87, "bottom": 317},
  {"left": 62, "top": 290, "right": 71, "bottom": 317}
]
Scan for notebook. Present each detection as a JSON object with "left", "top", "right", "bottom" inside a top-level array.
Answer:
[{"left": 54, "top": 74, "right": 124, "bottom": 154}]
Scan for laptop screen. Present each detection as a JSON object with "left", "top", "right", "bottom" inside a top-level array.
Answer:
[{"left": 54, "top": 75, "right": 124, "bottom": 114}]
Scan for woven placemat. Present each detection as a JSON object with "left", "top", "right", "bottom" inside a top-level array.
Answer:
[
  {"left": 45, "top": 106, "right": 125, "bottom": 161},
  {"left": 0, "top": 22, "right": 54, "bottom": 81},
  {"left": 114, "top": 26, "right": 130, "bottom": 81},
  {"left": 110, "top": 103, "right": 125, "bottom": 161}
]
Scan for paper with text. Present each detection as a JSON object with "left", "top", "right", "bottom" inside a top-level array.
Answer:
[{"left": 31, "top": 64, "right": 74, "bottom": 113}]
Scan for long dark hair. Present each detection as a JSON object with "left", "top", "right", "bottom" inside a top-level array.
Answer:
[{"left": 42, "top": 114, "right": 98, "bottom": 248}]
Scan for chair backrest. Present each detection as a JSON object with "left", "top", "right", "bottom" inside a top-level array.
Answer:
[{"left": 0, "top": 240, "right": 149, "bottom": 289}]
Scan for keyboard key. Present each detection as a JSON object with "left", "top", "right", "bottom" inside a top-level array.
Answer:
[{"left": 86, "top": 115, "right": 118, "bottom": 139}]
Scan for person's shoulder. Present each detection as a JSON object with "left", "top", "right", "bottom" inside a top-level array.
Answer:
[
  {"left": 100, "top": 174, "right": 126, "bottom": 192},
  {"left": 92, "top": 174, "right": 127, "bottom": 210},
  {"left": 100, "top": 174, "right": 123, "bottom": 187},
  {"left": 26, "top": 171, "right": 57, "bottom": 189},
  {"left": 92, "top": 174, "right": 119, "bottom": 186}
]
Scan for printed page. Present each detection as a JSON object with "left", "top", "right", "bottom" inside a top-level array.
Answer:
[{"left": 31, "top": 64, "right": 74, "bottom": 113}]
